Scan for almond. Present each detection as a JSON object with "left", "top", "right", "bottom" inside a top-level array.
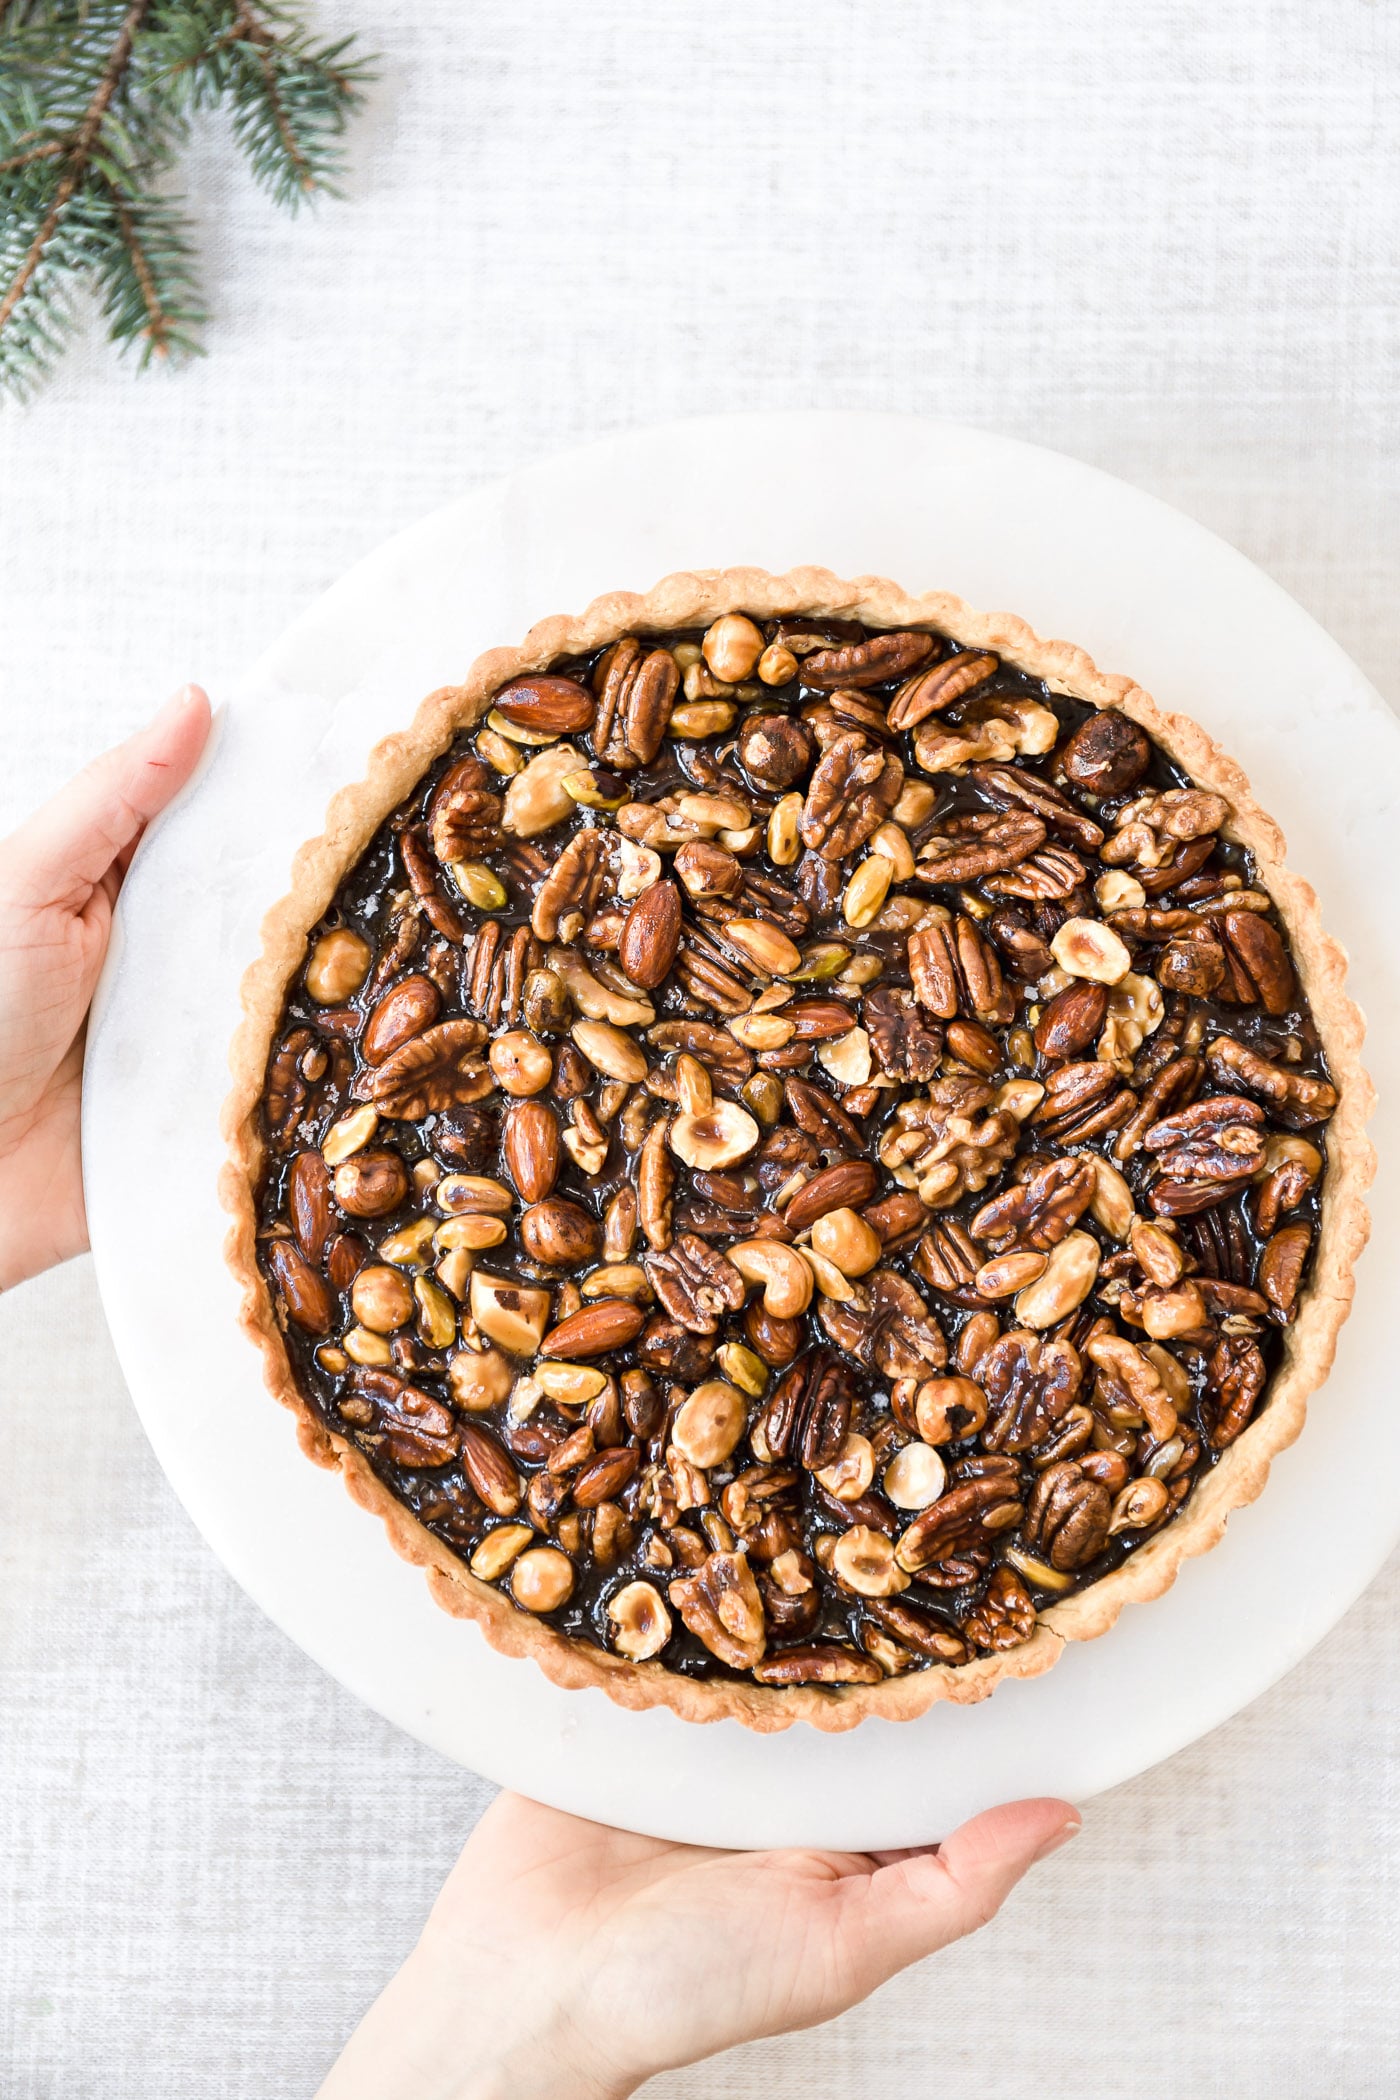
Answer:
[
  {"left": 782, "top": 1159, "right": 879, "bottom": 1233},
  {"left": 540, "top": 1300, "right": 647, "bottom": 1359},
  {"left": 618, "top": 879, "right": 682, "bottom": 989},
  {"left": 362, "top": 974, "right": 441, "bottom": 1066},
  {"left": 571, "top": 1444, "right": 642, "bottom": 1508},
  {"left": 459, "top": 1423, "right": 523, "bottom": 1515},
  {"left": 1033, "top": 980, "right": 1109, "bottom": 1060},
  {"left": 785, "top": 999, "right": 858, "bottom": 1040},
  {"left": 502, "top": 1099, "right": 561, "bottom": 1204},
  {"left": 493, "top": 674, "right": 598, "bottom": 734}
]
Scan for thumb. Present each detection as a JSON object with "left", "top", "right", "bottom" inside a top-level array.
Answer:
[
  {"left": 2, "top": 684, "right": 212, "bottom": 909},
  {"left": 839, "top": 1798, "right": 1079, "bottom": 1988}
]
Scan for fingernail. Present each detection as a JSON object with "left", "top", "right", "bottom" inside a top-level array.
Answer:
[
  {"left": 147, "top": 684, "right": 206, "bottom": 730},
  {"left": 1032, "top": 1814, "right": 1081, "bottom": 1863}
]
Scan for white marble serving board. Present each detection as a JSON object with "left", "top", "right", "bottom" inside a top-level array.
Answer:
[{"left": 82, "top": 412, "right": 1399, "bottom": 1849}]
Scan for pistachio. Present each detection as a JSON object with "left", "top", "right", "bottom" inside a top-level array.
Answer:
[
  {"left": 414, "top": 1274, "right": 458, "bottom": 1347},
  {"left": 450, "top": 862, "right": 508, "bottom": 911},
  {"left": 715, "top": 1341, "right": 769, "bottom": 1397}
]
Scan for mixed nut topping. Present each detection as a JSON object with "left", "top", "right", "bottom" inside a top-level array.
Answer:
[{"left": 255, "top": 610, "right": 1336, "bottom": 1692}]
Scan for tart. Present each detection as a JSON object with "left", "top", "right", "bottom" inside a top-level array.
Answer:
[{"left": 223, "top": 568, "right": 1373, "bottom": 1731}]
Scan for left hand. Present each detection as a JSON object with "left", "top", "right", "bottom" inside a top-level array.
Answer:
[{"left": 0, "top": 685, "right": 212, "bottom": 1291}]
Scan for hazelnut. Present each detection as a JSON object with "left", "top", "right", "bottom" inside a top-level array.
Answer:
[
  {"left": 737, "top": 715, "right": 814, "bottom": 791},
  {"left": 511, "top": 1546, "right": 575, "bottom": 1614},
  {"left": 671, "top": 1380, "right": 747, "bottom": 1468},
  {"left": 832, "top": 1526, "right": 909, "bottom": 1598},
  {"left": 702, "top": 613, "right": 765, "bottom": 684},
  {"left": 304, "top": 927, "right": 371, "bottom": 1005},
  {"left": 1050, "top": 916, "right": 1133, "bottom": 985},
  {"left": 1095, "top": 869, "right": 1146, "bottom": 913},
  {"left": 332, "top": 1150, "right": 409, "bottom": 1218},
  {"left": 757, "top": 642, "right": 799, "bottom": 686},
  {"left": 914, "top": 1375, "right": 989, "bottom": 1444},
  {"left": 469, "top": 1273, "right": 552, "bottom": 1355},
  {"left": 607, "top": 1579, "right": 672, "bottom": 1660},
  {"left": 673, "top": 839, "right": 744, "bottom": 899},
  {"left": 350, "top": 1264, "right": 414, "bottom": 1332},
  {"left": 883, "top": 1442, "right": 947, "bottom": 1511},
  {"left": 447, "top": 1346, "right": 514, "bottom": 1412},
  {"left": 810, "top": 1207, "right": 881, "bottom": 1278},
  {"left": 668, "top": 1100, "right": 760, "bottom": 1172},
  {"left": 489, "top": 1030, "right": 554, "bottom": 1096},
  {"left": 815, "top": 1432, "right": 875, "bottom": 1503},
  {"left": 520, "top": 1198, "right": 602, "bottom": 1267}
]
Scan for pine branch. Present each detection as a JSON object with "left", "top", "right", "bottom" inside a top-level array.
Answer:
[{"left": 0, "top": 0, "right": 374, "bottom": 398}]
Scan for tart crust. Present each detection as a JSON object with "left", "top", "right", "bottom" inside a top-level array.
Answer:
[{"left": 221, "top": 567, "right": 1375, "bottom": 1732}]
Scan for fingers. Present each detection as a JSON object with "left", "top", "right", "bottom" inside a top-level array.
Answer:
[
  {"left": 842, "top": 1798, "right": 1079, "bottom": 1985},
  {"left": 3, "top": 684, "right": 212, "bottom": 909}
]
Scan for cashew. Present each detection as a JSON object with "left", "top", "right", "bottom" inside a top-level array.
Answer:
[{"left": 727, "top": 1239, "right": 814, "bottom": 1319}]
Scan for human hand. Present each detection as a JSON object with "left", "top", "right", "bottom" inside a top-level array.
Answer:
[
  {"left": 319, "top": 1787, "right": 1078, "bottom": 2099},
  {"left": 0, "top": 686, "right": 212, "bottom": 1291}
]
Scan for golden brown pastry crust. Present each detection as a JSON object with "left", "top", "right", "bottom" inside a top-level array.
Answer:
[{"left": 222, "top": 567, "right": 1375, "bottom": 1732}]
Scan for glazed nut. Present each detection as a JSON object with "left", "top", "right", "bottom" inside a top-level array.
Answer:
[
  {"left": 702, "top": 613, "right": 765, "bottom": 684},
  {"left": 607, "top": 1579, "right": 673, "bottom": 1660},
  {"left": 842, "top": 855, "right": 893, "bottom": 929},
  {"left": 668, "top": 1099, "right": 760, "bottom": 1171},
  {"left": 305, "top": 927, "right": 371, "bottom": 1004},
  {"left": 729, "top": 1012, "right": 796, "bottom": 1050},
  {"left": 571, "top": 1019, "right": 648, "bottom": 1084},
  {"left": 379, "top": 1216, "right": 438, "bottom": 1267},
  {"left": 450, "top": 862, "right": 507, "bottom": 911},
  {"left": 534, "top": 1361, "right": 608, "bottom": 1405},
  {"left": 511, "top": 1546, "right": 575, "bottom": 1614},
  {"left": 1050, "top": 916, "right": 1133, "bottom": 985},
  {"left": 1108, "top": 1477, "right": 1172, "bottom": 1533},
  {"left": 1131, "top": 1219, "right": 1185, "bottom": 1287},
  {"left": 476, "top": 726, "right": 523, "bottom": 775},
  {"left": 832, "top": 1526, "right": 909, "bottom": 1598},
  {"left": 342, "top": 1325, "right": 393, "bottom": 1365},
  {"left": 810, "top": 1207, "right": 882, "bottom": 1278},
  {"left": 883, "top": 1442, "right": 947, "bottom": 1511},
  {"left": 799, "top": 1243, "right": 857, "bottom": 1304},
  {"left": 715, "top": 1341, "right": 769, "bottom": 1397},
  {"left": 1089, "top": 1156, "right": 1136, "bottom": 1239},
  {"left": 671, "top": 701, "right": 737, "bottom": 737},
  {"left": 469, "top": 1272, "right": 552, "bottom": 1355},
  {"left": 502, "top": 743, "right": 586, "bottom": 837},
  {"left": 767, "top": 792, "right": 803, "bottom": 866},
  {"left": 350, "top": 1264, "right": 414, "bottom": 1333},
  {"left": 814, "top": 1431, "right": 876, "bottom": 1503},
  {"left": 914, "top": 1374, "right": 989, "bottom": 1444},
  {"left": 816, "top": 1027, "right": 872, "bottom": 1088},
  {"left": 974, "top": 1249, "right": 1049, "bottom": 1299},
  {"left": 469, "top": 1523, "right": 534, "bottom": 1582},
  {"left": 580, "top": 1261, "right": 652, "bottom": 1302},
  {"left": 757, "top": 642, "right": 799, "bottom": 685},
  {"left": 674, "top": 1052, "right": 713, "bottom": 1114},
  {"left": 489, "top": 1030, "right": 554, "bottom": 1096},
  {"left": 332, "top": 1150, "right": 408, "bottom": 1218},
  {"left": 727, "top": 1238, "right": 814, "bottom": 1318},
  {"left": 414, "top": 1274, "right": 457, "bottom": 1347},
  {"left": 436, "top": 1248, "right": 474, "bottom": 1301},
  {"left": 726, "top": 918, "right": 803, "bottom": 976},
  {"left": 436, "top": 1173, "right": 515, "bottom": 1215},
  {"left": 1013, "top": 1229, "right": 1101, "bottom": 1327},
  {"left": 671, "top": 1380, "right": 748, "bottom": 1468},
  {"left": 1095, "top": 870, "right": 1146, "bottom": 912},
  {"left": 447, "top": 1345, "right": 514, "bottom": 1411},
  {"left": 322, "top": 1105, "right": 379, "bottom": 1165},
  {"left": 869, "top": 820, "right": 916, "bottom": 880},
  {"left": 434, "top": 1213, "right": 508, "bottom": 1252}
]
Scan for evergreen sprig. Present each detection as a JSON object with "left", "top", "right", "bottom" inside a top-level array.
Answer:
[{"left": 0, "top": 0, "right": 374, "bottom": 399}]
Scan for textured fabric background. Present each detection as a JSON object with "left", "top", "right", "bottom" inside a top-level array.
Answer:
[{"left": 2, "top": 4, "right": 1398, "bottom": 2094}]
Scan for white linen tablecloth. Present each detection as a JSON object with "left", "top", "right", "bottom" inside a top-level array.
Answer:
[{"left": 2, "top": 4, "right": 1398, "bottom": 2093}]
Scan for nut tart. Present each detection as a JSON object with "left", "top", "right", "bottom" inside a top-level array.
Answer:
[{"left": 223, "top": 568, "right": 1373, "bottom": 1732}]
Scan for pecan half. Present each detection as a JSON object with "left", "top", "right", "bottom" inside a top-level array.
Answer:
[
  {"left": 887, "top": 649, "right": 997, "bottom": 729},
  {"left": 645, "top": 1233, "right": 746, "bottom": 1335},
  {"left": 465, "top": 921, "right": 542, "bottom": 1029},
  {"left": 895, "top": 1460, "right": 1024, "bottom": 1573},
  {"left": 531, "top": 830, "right": 609, "bottom": 942},
  {"left": 1206, "top": 1335, "right": 1267, "bottom": 1447},
  {"left": 1206, "top": 1036, "right": 1338, "bottom": 1128},
  {"left": 970, "top": 762, "right": 1105, "bottom": 852},
  {"left": 863, "top": 985, "right": 944, "bottom": 1081},
  {"left": 1032, "top": 1061, "right": 1136, "bottom": 1145},
  {"left": 970, "top": 1155, "right": 1096, "bottom": 1252},
  {"left": 427, "top": 756, "right": 503, "bottom": 864},
  {"left": 1142, "top": 1093, "right": 1267, "bottom": 1214},
  {"left": 400, "top": 825, "right": 466, "bottom": 942},
  {"left": 915, "top": 810, "right": 1046, "bottom": 886},
  {"left": 593, "top": 639, "right": 680, "bottom": 768},
  {"left": 799, "top": 732, "right": 905, "bottom": 859},
  {"left": 907, "top": 914, "right": 1013, "bottom": 1024},
  {"left": 1022, "top": 1460, "right": 1111, "bottom": 1571},
  {"left": 1218, "top": 911, "right": 1295, "bottom": 1015},
  {"left": 760, "top": 1348, "right": 856, "bottom": 1470},
  {"left": 368, "top": 1020, "right": 490, "bottom": 1117},
  {"left": 347, "top": 1369, "right": 460, "bottom": 1468},
  {"left": 978, "top": 1330, "right": 1083, "bottom": 1453},
  {"left": 962, "top": 1564, "right": 1037, "bottom": 1651},
  {"left": 800, "top": 630, "right": 935, "bottom": 689}
]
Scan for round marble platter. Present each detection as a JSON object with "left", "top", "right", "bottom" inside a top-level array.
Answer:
[{"left": 84, "top": 413, "right": 1398, "bottom": 1849}]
